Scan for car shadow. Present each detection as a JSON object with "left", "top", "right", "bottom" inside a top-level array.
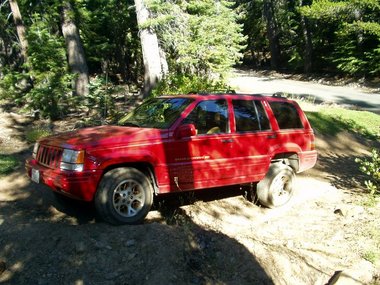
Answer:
[{"left": 0, "top": 174, "right": 274, "bottom": 285}]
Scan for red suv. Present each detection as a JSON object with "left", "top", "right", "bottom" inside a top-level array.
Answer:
[{"left": 26, "top": 94, "right": 317, "bottom": 224}]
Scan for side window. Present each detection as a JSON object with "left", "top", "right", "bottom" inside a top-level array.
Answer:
[
  {"left": 269, "top": 101, "right": 304, "bottom": 129},
  {"left": 255, "top": 101, "right": 270, "bottom": 130},
  {"left": 182, "top": 100, "right": 228, "bottom": 135},
  {"left": 233, "top": 100, "right": 270, "bottom": 132}
]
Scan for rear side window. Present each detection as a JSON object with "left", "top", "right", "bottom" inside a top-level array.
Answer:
[
  {"left": 233, "top": 100, "right": 270, "bottom": 132},
  {"left": 269, "top": 101, "right": 303, "bottom": 129}
]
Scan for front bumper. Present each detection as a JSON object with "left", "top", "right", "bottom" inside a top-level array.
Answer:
[{"left": 25, "top": 158, "right": 103, "bottom": 201}]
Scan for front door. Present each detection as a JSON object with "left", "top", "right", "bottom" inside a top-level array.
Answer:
[{"left": 167, "top": 99, "right": 235, "bottom": 190}]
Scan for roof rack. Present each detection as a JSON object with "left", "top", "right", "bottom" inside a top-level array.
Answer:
[
  {"left": 272, "top": 92, "right": 288, "bottom": 98},
  {"left": 187, "top": 89, "right": 237, "bottom": 95}
]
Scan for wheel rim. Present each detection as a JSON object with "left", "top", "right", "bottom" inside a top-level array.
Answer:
[
  {"left": 112, "top": 179, "right": 145, "bottom": 218},
  {"left": 271, "top": 173, "right": 292, "bottom": 205}
]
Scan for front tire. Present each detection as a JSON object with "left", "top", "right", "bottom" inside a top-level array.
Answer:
[
  {"left": 256, "top": 163, "right": 295, "bottom": 208},
  {"left": 95, "top": 167, "right": 154, "bottom": 225}
]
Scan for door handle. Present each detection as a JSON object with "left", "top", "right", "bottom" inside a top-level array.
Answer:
[
  {"left": 221, "top": 139, "right": 234, "bottom": 143},
  {"left": 267, "top": 134, "right": 277, "bottom": 139}
]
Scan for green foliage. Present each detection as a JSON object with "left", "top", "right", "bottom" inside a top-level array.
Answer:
[
  {"left": 3, "top": 0, "right": 380, "bottom": 118},
  {"left": 299, "top": 0, "right": 349, "bottom": 21},
  {"left": 0, "top": 12, "right": 72, "bottom": 119},
  {"left": 308, "top": 106, "right": 380, "bottom": 196},
  {"left": 25, "top": 15, "right": 72, "bottom": 119},
  {"left": 0, "top": 154, "right": 19, "bottom": 175},
  {"left": 86, "top": 75, "right": 116, "bottom": 120},
  {"left": 356, "top": 149, "right": 380, "bottom": 195},
  {"left": 151, "top": 73, "right": 232, "bottom": 97},
  {"left": 363, "top": 250, "right": 379, "bottom": 264},
  {"left": 306, "top": 112, "right": 344, "bottom": 136},
  {"left": 78, "top": 0, "right": 140, "bottom": 80},
  {"left": 0, "top": 70, "right": 30, "bottom": 103},
  {"left": 299, "top": 0, "right": 380, "bottom": 76},
  {"left": 25, "top": 128, "right": 52, "bottom": 143},
  {"left": 237, "top": 0, "right": 380, "bottom": 76},
  {"left": 307, "top": 107, "right": 380, "bottom": 139},
  {"left": 148, "top": 0, "right": 246, "bottom": 77}
]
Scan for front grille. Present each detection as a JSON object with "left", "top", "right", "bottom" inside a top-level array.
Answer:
[{"left": 36, "top": 146, "right": 63, "bottom": 168}]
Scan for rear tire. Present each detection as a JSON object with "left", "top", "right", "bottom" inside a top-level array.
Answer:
[
  {"left": 256, "top": 163, "right": 295, "bottom": 208},
  {"left": 95, "top": 167, "right": 154, "bottom": 225}
]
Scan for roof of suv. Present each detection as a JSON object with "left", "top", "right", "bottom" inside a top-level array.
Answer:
[{"left": 161, "top": 92, "right": 292, "bottom": 101}]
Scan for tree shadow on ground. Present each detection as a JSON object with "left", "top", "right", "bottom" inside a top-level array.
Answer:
[
  {"left": 0, "top": 172, "right": 274, "bottom": 285},
  {"left": 316, "top": 154, "right": 368, "bottom": 192},
  {"left": 310, "top": 130, "right": 380, "bottom": 194}
]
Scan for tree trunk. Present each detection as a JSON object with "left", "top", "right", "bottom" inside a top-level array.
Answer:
[
  {"left": 299, "top": 0, "right": 313, "bottom": 73},
  {"left": 263, "top": 0, "right": 281, "bottom": 70},
  {"left": 134, "top": 0, "right": 168, "bottom": 97},
  {"left": 61, "top": 0, "right": 89, "bottom": 97},
  {"left": 9, "top": 0, "right": 28, "bottom": 63}
]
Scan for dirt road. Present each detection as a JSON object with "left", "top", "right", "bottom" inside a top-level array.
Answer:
[
  {"left": 228, "top": 70, "right": 380, "bottom": 114},
  {"left": 0, "top": 96, "right": 379, "bottom": 284}
]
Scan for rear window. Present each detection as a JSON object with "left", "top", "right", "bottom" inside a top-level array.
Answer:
[{"left": 269, "top": 101, "right": 303, "bottom": 129}]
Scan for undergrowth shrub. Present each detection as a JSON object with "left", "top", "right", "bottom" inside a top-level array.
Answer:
[
  {"left": 0, "top": 154, "right": 19, "bottom": 175},
  {"left": 25, "top": 128, "right": 53, "bottom": 143},
  {"left": 1, "top": 15, "right": 72, "bottom": 120},
  {"left": 151, "top": 74, "right": 233, "bottom": 97},
  {"left": 356, "top": 149, "right": 380, "bottom": 196},
  {"left": 87, "top": 76, "right": 116, "bottom": 119}
]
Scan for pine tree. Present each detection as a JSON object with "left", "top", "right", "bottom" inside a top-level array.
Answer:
[
  {"left": 61, "top": 0, "right": 89, "bottom": 97},
  {"left": 134, "top": 0, "right": 168, "bottom": 97},
  {"left": 148, "top": 0, "right": 245, "bottom": 78}
]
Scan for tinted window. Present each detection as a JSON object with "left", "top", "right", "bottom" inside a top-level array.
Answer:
[
  {"left": 269, "top": 101, "right": 303, "bottom": 129},
  {"left": 118, "top": 98, "right": 193, "bottom": 129},
  {"left": 233, "top": 100, "right": 270, "bottom": 132},
  {"left": 182, "top": 100, "right": 228, "bottom": 135}
]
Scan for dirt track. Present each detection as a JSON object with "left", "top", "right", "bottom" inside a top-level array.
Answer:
[{"left": 0, "top": 103, "right": 379, "bottom": 284}]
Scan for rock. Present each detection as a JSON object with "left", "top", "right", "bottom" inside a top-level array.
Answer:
[
  {"left": 326, "top": 260, "right": 374, "bottom": 285},
  {"left": 334, "top": 209, "right": 345, "bottom": 216}
]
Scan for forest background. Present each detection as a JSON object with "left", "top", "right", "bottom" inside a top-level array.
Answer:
[{"left": 0, "top": 0, "right": 379, "bottom": 120}]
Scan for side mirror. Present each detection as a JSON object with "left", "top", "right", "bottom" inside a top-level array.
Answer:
[{"left": 174, "top": 124, "right": 196, "bottom": 139}]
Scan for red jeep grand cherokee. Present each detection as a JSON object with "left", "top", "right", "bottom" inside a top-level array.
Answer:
[{"left": 26, "top": 93, "right": 317, "bottom": 224}]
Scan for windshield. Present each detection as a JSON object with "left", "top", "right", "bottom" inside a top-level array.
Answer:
[{"left": 118, "top": 97, "right": 193, "bottom": 129}]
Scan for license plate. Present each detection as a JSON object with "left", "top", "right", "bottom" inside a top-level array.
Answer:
[{"left": 31, "top": 169, "right": 40, "bottom": 183}]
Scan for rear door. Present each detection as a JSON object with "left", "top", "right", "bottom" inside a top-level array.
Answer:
[
  {"left": 229, "top": 98, "right": 274, "bottom": 182},
  {"left": 267, "top": 100, "right": 314, "bottom": 170}
]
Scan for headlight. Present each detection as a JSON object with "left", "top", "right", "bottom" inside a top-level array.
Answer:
[
  {"left": 60, "top": 149, "right": 85, "bottom": 171},
  {"left": 32, "top": 142, "right": 39, "bottom": 159}
]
